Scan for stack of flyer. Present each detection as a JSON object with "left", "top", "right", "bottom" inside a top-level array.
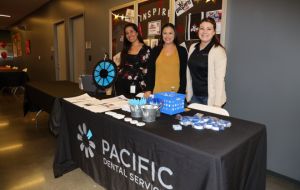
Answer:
[{"left": 64, "top": 93, "right": 128, "bottom": 113}]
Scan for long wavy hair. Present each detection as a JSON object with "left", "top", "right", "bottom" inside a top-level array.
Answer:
[
  {"left": 199, "top": 17, "right": 224, "bottom": 48},
  {"left": 122, "top": 23, "right": 144, "bottom": 52},
  {"left": 158, "top": 23, "right": 179, "bottom": 48},
  {"left": 120, "top": 23, "right": 145, "bottom": 68}
]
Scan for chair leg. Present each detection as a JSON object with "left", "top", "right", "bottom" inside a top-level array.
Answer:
[
  {"left": 8, "top": 87, "right": 15, "bottom": 95},
  {"left": 12, "top": 86, "right": 25, "bottom": 95},
  {"left": 13, "top": 87, "right": 18, "bottom": 95},
  {"left": 35, "top": 109, "right": 43, "bottom": 128}
]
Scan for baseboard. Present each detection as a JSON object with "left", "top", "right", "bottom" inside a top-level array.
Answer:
[{"left": 267, "top": 170, "right": 300, "bottom": 185}]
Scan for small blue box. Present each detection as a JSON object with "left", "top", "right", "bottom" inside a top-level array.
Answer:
[{"left": 154, "top": 92, "right": 185, "bottom": 115}]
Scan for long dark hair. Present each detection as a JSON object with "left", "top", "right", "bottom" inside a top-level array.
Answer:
[
  {"left": 199, "top": 17, "right": 224, "bottom": 48},
  {"left": 158, "top": 23, "right": 179, "bottom": 47},
  {"left": 122, "top": 23, "right": 144, "bottom": 53},
  {"left": 120, "top": 23, "right": 145, "bottom": 67}
]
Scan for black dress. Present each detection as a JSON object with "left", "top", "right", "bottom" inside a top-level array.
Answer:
[{"left": 115, "top": 45, "right": 151, "bottom": 96}]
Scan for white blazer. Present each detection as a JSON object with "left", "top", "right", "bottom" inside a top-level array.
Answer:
[{"left": 186, "top": 43, "right": 227, "bottom": 107}]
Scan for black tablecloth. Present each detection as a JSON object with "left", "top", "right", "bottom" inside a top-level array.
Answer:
[
  {"left": 0, "top": 71, "right": 29, "bottom": 89},
  {"left": 23, "top": 81, "right": 84, "bottom": 115},
  {"left": 53, "top": 99, "right": 266, "bottom": 190}
]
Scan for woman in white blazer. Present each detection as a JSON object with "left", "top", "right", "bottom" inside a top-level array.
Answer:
[{"left": 186, "top": 18, "right": 227, "bottom": 107}]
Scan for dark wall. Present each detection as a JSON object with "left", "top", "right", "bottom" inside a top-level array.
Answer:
[
  {"left": 225, "top": 0, "right": 300, "bottom": 181},
  {"left": 83, "top": 0, "right": 131, "bottom": 74},
  {"left": 11, "top": 0, "right": 85, "bottom": 80},
  {"left": 0, "top": 30, "right": 11, "bottom": 41},
  {"left": 11, "top": 0, "right": 130, "bottom": 80},
  {"left": 12, "top": 0, "right": 130, "bottom": 80}
]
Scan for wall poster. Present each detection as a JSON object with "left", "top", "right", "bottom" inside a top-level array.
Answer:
[
  {"left": 12, "top": 33, "right": 22, "bottom": 57},
  {"left": 175, "top": 0, "right": 227, "bottom": 48},
  {"left": 0, "top": 41, "right": 13, "bottom": 61},
  {"left": 137, "top": 0, "right": 173, "bottom": 47},
  {"left": 109, "top": 0, "right": 227, "bottom": 56},
  {"left": 25, "top": 40, "right": 31, "bottom": 55},
  {"left": 148, "top": 20, "right": 161, "bottom": 36},
  {"left": 109, "top": 0, "right": 175, "bottom": 59},
  {"left": 109, "top": 2, "right": 135, "bottom": 60}
]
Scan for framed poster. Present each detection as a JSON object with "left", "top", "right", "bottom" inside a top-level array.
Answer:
[
  {"left": 109, "top": 2, "right": 135, "bottom": 59},
  {"left": 174, "top": 0, "right": 227, "bottom": 47},
  {"left": 25, "top": 40, "right": 31, "bottom": 55},
  {"left": 137, "top": 0, "right": 174, "bottom": 43},
  {"left": 12, "top": 33, "right": 22, "bottom": 57},
  {"left": 148, "top": 20, "right": 161, "bottom": 36},
  {"left": 109, "top": 0, "right": 175, "bottom": 58}
]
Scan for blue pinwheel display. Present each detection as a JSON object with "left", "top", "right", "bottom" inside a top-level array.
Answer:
[{"left": 92, "top": 59, "right": 117, "bottom": 89}]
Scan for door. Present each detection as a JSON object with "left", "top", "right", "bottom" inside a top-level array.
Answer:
[
  {"left": 70, "top": 15, "right": 85, "bottom": 83},
  {"left": 54, "top": 22, "right": 67, "bottom": 80}
]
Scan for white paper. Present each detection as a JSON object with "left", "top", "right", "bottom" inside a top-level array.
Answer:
[
  {"left": 175, "top": 0, "right": 194, "bottom": 17},
  {"left": 64, "top": 94, "right": 128, "bottom": 113},
  {"left": 135, "top": 92, "right": 144, "bottom": 98},
  {"left": 64, "top": 93, "right": 92, "bottom": 103},
  {"left": 125, "top": 9, "right": 135, "bottom": 23},
  {"left": 206, "top": 10, "right": 222, "bottom": 34},
  {"left": 148, "top": 20, "right": 161, "bottom": 36},
  {"left": 150, "top": 39, "right": 158, "bottom": 48},
  {"left": 216, "top": 22, "right": 221, "bottom": 34}
]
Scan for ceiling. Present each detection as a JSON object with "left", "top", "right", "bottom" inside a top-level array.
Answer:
[{"left": 0, "top": 0, "right": 51, "bottom": 30}]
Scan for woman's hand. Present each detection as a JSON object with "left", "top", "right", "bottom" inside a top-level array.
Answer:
[{"left": 144, "top": 91, "right": 152, "bottom": 98}]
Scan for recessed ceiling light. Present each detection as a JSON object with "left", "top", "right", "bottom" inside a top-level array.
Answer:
[{"left": 0, "top": 14, "right": 11, "bottom": 18}]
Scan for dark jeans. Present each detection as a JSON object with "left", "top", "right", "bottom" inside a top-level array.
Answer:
[{"left": 190, "top": 95, "right": 208, "bottom": 105}]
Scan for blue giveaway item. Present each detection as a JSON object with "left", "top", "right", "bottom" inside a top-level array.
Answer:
[
  {"left": 192, "top": 122, "right": 204, "bottom": 130},
  {"left": 154, "top": 92, "right": 185, "bottom": 115},
  {"left": 218, "top": 119, "right": 232, "bottom": 128},
  {"left": 172, "top": 124, "right": 182, "bottom": 131},
  {"left": 128, "top": 98, "right": 147, "bottom": 118},
  {"left": 177, "top": 114, "right": 232, "bottom": 132}
]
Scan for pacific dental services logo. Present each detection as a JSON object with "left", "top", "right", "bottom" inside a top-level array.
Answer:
[{"left": 77, "top": 123, "right": 95, "bottom": 158}]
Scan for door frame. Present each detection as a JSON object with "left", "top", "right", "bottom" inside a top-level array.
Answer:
[
  {"left": 68, "top": 13, "right": 85, "bottom": 82},
  {"left": 53, "top": 20, "right": 67, "bottom": 80}
]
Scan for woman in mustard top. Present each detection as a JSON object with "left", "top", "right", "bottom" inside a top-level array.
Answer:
[{"left": 145, "top": 23, "right": 187, "bottom": 97}]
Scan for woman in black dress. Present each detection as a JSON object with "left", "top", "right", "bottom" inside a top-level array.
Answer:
[{"left": 115, "top": 23, "right": 151, "bottom": 96}]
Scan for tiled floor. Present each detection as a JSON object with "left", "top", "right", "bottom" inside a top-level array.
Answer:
[{"left": 0, "top": 92, "right": 299, "bottom": 190}]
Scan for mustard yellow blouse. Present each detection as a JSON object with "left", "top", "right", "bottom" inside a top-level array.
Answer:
[{"left": 153, "top": 50, "right": 180, "bottom": 93}]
